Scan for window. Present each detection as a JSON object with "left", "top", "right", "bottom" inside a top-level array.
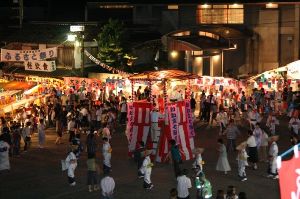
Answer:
[
  {"left": 196, "top": 4, "right": 244, "bottom": 24},
  {"left": 168, "top": 5, "right": 178, "bottom": 10}
]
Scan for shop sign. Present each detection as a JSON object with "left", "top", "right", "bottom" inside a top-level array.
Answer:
[
  {"left": 1, "top": 47, "right": 57, "bottom": 62},
  {"left": 24, "top": 61, "right": 56, "bottom": 72}
]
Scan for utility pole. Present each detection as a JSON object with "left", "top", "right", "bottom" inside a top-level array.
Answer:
[{"left": 81, "top": 32, "right": 85, "bottom": 77}]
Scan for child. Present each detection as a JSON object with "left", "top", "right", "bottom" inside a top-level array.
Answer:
[
  {"left": 266, "top": 112, "right": 279, "bottom": 135},
  {"left": 236, "top": 142, "right": 248, "bottom": 181},
  {"left": 87, "top": 153, "right": 99, "bottom": 192},
  {"left": 140, "top": 150, "right": 154, "bottom": 190}
]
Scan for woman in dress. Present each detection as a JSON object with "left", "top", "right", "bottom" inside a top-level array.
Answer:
[{"left": 216, "top": 138, "right": 231, "bottom": 174}]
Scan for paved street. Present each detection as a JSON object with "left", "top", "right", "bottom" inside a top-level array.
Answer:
[{"left": 0, "top": 116, "right": 288, "bottom": 199}]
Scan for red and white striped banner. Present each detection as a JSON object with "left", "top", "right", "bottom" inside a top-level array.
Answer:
[{"left": 127, "top": 101, "right": 195, "bottom": 162}]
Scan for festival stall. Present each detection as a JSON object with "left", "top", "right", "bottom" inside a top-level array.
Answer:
[
  {"left": 127, "top": 69, "right": 199, "bottom": 162},
  {"left": 248, "top": 60, "right": 300, "bottom": 92}
]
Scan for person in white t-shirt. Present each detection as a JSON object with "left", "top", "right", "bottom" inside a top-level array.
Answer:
[{"left": 177, "top": 169, "right": 192, "bottom": 199}]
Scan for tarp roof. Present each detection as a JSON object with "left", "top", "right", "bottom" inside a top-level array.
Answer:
[
  {"left": 0, "top": 81, "right": 35, "bottom": 91},
  {"left": 128, "top": 69, "right": 201, "bottom": 81}
]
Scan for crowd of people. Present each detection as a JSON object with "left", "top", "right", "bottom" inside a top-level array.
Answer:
[{"left": 1, "top": 83, "right": 300, "bottom": 199}]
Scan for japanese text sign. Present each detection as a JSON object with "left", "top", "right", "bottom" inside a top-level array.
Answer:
[
  {"left": 24, "top": 61, "right": 56, "bottom": 72},
  {"left": 168, "top": 103, "right": 179, "bottom": 142},
  {"left": 1, "top": 47, "right": 57, "bottom": 62},
  {"left": 185, "top": 99, "right": 195, "bottom": 137}
]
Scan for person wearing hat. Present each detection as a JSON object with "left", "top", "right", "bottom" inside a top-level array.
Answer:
[
  {"left": 192, "top": 147, "right": 204, "bottom": 175},
  {"left": 247, "top": 108, "right": 260, "bottom": 131},
  {"left": 266, "top": 112, "right": 279, "bottom": 135},
  {"left": 65, "top": 145, "right": 77, "bottom": 186},
  {"left": 236, "top": 141, "right": 248, "bottom": 181},
  {"left": 196, "top": 172, "right": 212, "bottom": 199},
  {"left": 140, "top": 149, "right": 154, "bottom": 190},
  {"left": 267, "top": 135, "right": 279, "bottom": 179}
]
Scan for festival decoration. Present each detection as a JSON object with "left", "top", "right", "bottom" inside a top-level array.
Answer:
[{"left": 84, "top": 50, "right": 131, "bottom": 77}]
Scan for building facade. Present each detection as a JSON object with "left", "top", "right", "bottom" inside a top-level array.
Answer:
[{"left": 86, "top": 1, "right": 300, "bottom": 76}]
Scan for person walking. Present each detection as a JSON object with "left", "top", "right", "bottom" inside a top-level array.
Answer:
[
  {"left": 86, "top": 131, "right": 97, "bottom": 157},
  {"left": 224, "top": 119, "right": 240, "bottom": 152},
  {"left": 65, "top": 146, "right": 77, "bottom": 186},
  {"left": 192, "top": 147, "right": 204, "bottom": 175},
  {"left": 267, "top": 135, "right": 279, "bottom": 179},
  {"left": 195, "top": 172, "right": 212, "bottom": 199},
  {"left": 216, "top": 138, "right": 231, "bottom": 175},
  {"left": 177, "top": 169, "right": 192, "bottom": 199},
  {"left": 236, "top": 142, "right": 248, "bottom": 181},
  {"left": 119, "top": 97, "right": 127, "bottom": 125},
  {"left": 140, "top": 150, "right": 154, "bottom": 190},
  {"left": 168, "top": 139, "right": 182, "bottom": 177},
  {"left": 134, "top": 141, "right": 145, "bottom": 178},
  {"left": 23, "top": 122, "right": 32, "bottom": 152},
  {"left": 246, "top": 130, "right": 258, "bottom": 170},
  {"left": 216, "top": 108, "right": 228, "bottom": 136},
  {"left": 37, "top": 119, "right": 46, "bottom": 148},
  {"left": 87, "top": 153, "right": 99, "bottom": 192},
  {"left": 102, "top": 137, "right": 112, "bottom": 174}
]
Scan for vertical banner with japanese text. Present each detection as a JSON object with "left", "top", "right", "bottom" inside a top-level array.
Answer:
[
  {"left": 168, "top": 103, "right": 179, "bottom": 142},
  {"left": 24, "top": 61, "right": 56, "bottom": 72},
  {"left": 185, "top": 99, "right": 195, "bottom": 137},
  {"left": 126, "top": 102, "right": 134, "bottom": 141},
  {"left": 1, "top": 47, "right": 57, "bottom": 62}
]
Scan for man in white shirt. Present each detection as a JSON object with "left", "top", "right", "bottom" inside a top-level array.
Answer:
[
  {"left": 177, "top": 169, "right": 192, "bottom": 199},
  {"left": 96, "top": 106, "right": 102, "bottom": 128},
  {"left": 150, "top": 104, "right": 161, "bottom": 142},
  {"left": 102, "top": 137, "right": 112, "bottom": 174},
  {"left": 100, "top": 172, "right": 115, "bottom": 198}
]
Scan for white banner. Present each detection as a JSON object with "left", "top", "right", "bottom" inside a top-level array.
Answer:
[
  {"left": 24, "top": 61, "right": 56, "bottom": 72},
  {"left": 1, "top": 47, "right": 57, "bottom": 62}
]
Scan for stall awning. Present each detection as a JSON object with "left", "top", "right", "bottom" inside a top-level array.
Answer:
[{"left": 128, "top": 69, "right": 201, "bottom": 81}]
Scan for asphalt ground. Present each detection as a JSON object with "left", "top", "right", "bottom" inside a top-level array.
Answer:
[{"left": 0, "top": 115, "right": 288, "bottom": 199}]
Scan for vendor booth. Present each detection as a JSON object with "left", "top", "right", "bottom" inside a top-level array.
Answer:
[
  {"left": 127, "top": 69, "right": 199, "bottom": 162},
  {"left": 248, "top": 60, "right": 300, "bottom": 92}
]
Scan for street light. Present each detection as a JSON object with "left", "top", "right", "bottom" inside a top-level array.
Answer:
[
  {"left": 68, "top": 25, "right": 85, "bottom": 76},
  {"left": 67, "top": 34, "right": 77, "bottom": 42}
]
